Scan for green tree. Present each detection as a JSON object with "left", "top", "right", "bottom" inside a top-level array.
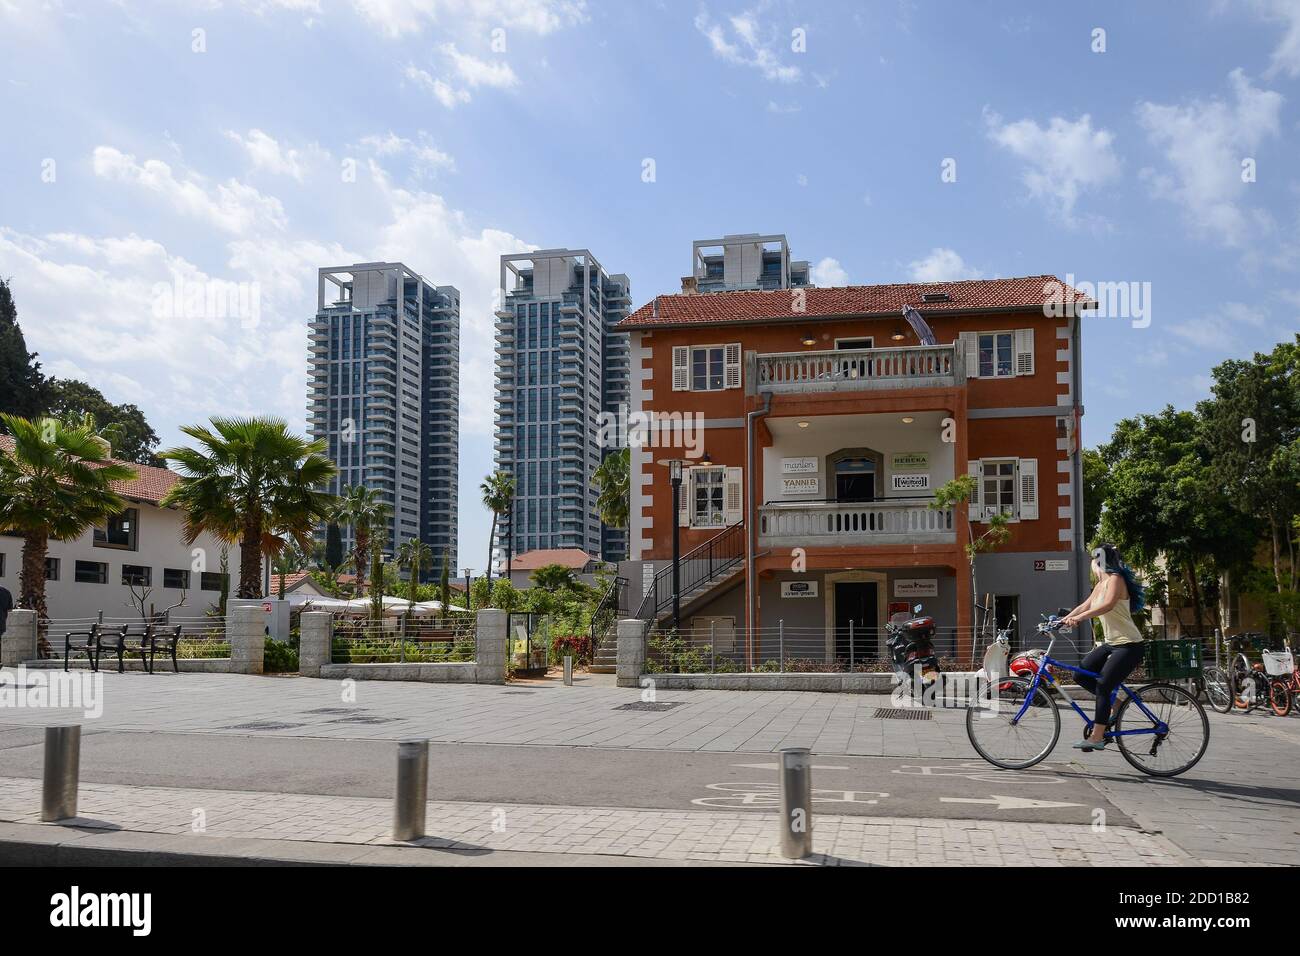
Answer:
[
  {"left": 397, "top": 538, "right": 433, "bottom": 615},
  {"left": 331, "top": 485, "right": 390, "bottom": 593},
  {"left": 0, "top": 414, "right": 137, "bottom": 618},
  {"left": 1080, "top": 447, "right": 1109, "bottom": 547},
  {"left": 438, "top": 547, "right": 451, "bottom": 621},
  {"left": 931, "top": 474, "right": 1010, "bottom": 653},
  {"left": 43, "top": 379, "right": 162, "bottom": 466},
  {"left": 592, "top": 447, "right": 630, "bottom": 531},
  {"left": 480, "top": 470, "right": 516, "bottom": 587},
  {"left": 160, "top": 417, "right": 337, "bottom": 599},
  {"left": 0, "top": 280, "right": 50, "bottom": 418},
  {"left": 531, "top": 563, "right": 578, "bottom": 593}
]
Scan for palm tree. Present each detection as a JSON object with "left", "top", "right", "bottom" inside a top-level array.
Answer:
[
  {"left": 480, "top": 470, "right": 516, "bottom": 588},
  {"left": 396, "top": 537, "right": 433, "bottom": 615},
  {"left": 592, "top": 448, "right": 630, "bottom": 530},
  {"left": 160, "top": 417, "right": 337, "bottom": 599},
  {"left": 0, "top": 414, "right": 138, "bottom": 619},
  {"left": 331, "top": 484, "right": 391, "bottom": 593}
]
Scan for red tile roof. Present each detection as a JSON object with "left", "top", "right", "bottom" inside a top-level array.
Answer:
[
  {"left": 0, "top": 435, "right": 178, "bottom": 506},
  {"left": 618, "top": 275, "right": 1094, "bottom": 329},
  {"left": 273, "top": 571, "right": 356, "bottom": 593},
  {"left": 507, "top": 548, "right": 595, "bottom": 571}
]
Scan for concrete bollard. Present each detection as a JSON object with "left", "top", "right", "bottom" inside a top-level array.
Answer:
[
  {"left": 2, "top": 609, "right": 38, "bottom": 667},
  {"left": 615, "top": 618, "right": 648, "bottom": 689},
  {"left": 778, "top": 747, "right": 813, "bottom": 859},
  {"left": 298, "top": 611, "right": 332, "bottom": 678},
  {"left": 563, "top": 655, "right": 573, "bottom": 686},
  {"left": 392, "top": 738, "right": 429, "bottom": 841},
  {"left": 228, "top": 605, "right": 265, "bottom": 675},
  {"left": 474, "top": 609, "right": 508, "bottom": 684},
  {"left": 41, "top": 725, "right": 81, "bottom": 822}
]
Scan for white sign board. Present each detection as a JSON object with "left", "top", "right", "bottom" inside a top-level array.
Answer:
[
  {"left": 891, "top": 473, "right": 930, "bottom": 492},
  {"left": 891, "top": 452, "right": 929, "bottom": 472},
  {"left": 894, "top": 578, "right": 938, "bottom": 598},
  {"left": 781, "top": 457, "right": 819, "bottom": 475},
  {"left": 781, "top": 581, "right": 819, "bottom": 599},
  {"left": 781, "top": 476, "right": 821, "bottom": 496},
  {"left": 1035, "top": 559, "right": 1070, "bottom": 572}
]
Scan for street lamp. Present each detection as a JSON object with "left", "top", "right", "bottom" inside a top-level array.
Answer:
[
  {"left": 461, "top": 568, "right": 473, "bottom": 606},
  {"left": 657, "top": 458, "right": 689, "bottom": 629}
]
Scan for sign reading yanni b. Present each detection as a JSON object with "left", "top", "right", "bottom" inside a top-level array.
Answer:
[
  {"left": 781, "top": 477, "right": 820, "bottom": 496},
  {"left": 781, "top": 581, "right": 819, "bottom": 599},
  {"left": 781, "top": 457, "right": 819, "bottom": 475},
  {"left": 890, "top": 452, "right": 929, "bottom": 472},
  {"left": 894, "top": 578, "right": 938, "bottom": 598},
  {"left": 891, "top": 473, "right": 930, "bottom": 492}
]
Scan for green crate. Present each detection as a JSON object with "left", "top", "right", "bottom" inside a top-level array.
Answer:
[{"left": 1144, "top": 639, "right": 1202, "bottom": 680}]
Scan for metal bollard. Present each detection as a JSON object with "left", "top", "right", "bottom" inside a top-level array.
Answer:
[
  {"left": 778, "top": 746, "right": 813, "bottom": 859},
  {"left": 563, "top": 655, "right": 574, "bottom": 686},
  {"left": 41, "top": 726, "right": 81, "bottom": 822},
  {"left": 392, "top": 738, "right": 429, "bottom": 841}
]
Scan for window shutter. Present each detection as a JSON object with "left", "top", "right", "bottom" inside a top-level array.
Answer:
[
  {"left": 1018, "top": 458, "right": 1038, "bottom": 520},
  {"left": 960, "top": 332, "right": 979, "bottom": 378},
  {"left": 672, "top": 346, "right": 690, "bottom": 391},
  {"left": 678, "top": 468, "right": 691, "bottom": 527},
  {"left": 1014, "top": 328, "right": 1035, "bottom": 376},
  {"left": 724, "top": 466, "right": 743, "bottom": 526},
  {"left": 967, "top": 460, "right": 982, "bottom": 519},
  {"left": 724, "top": 343, "right": 742, "bottom": 389}
]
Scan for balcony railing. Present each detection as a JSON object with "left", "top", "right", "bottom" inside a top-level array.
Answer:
[
  {"left": 757, "top": 498, "right": 956, "bottom": 546},
  {"left": 753, "top": 344, "right": 963, "bottom": 394}
]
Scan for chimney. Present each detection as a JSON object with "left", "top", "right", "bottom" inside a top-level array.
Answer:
[{"left": 681, "top": 275, "right": 699, "bottom": 294}]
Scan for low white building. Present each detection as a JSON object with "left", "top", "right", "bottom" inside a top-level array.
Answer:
[{"left": 0, "top": 441, "right": 241, "bottom": 624}]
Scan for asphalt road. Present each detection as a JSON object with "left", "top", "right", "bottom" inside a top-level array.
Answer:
[{"left": 0, "top": 725, "right": 1132, "bottom": 826}]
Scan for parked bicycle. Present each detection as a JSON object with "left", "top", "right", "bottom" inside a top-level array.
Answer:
[
  {"left": 1263, "top": 639, "right": 1298, "bottom": 717},
  {"left": 966, "top": 612, "right": 1210, "bottom": 777}
]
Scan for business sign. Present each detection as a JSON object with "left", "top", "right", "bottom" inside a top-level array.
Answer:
[
  {"left": 894, "top": 578, "right": 938, "bottom": 598},
  {"left": 1035, "top": 559, "right": 1070, "bottom": 572},
  {"left": 891, "top": 452, "right": 929, "bottom": 472},
  {"left": 781, "top": 581, "right": 819, "bottom": 599},
  {"left": 781, "top": 457, "right": 819, "bottom": 475},
  {"left": 781, "top": 476, "right": 821, "bottom": 496},
  {"left": 891, "top": 473, "right": 930, "bottom": 492}
]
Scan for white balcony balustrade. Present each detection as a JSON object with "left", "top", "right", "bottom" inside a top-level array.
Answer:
[
  {"left": 758, "top": 499, "right": 956, "bottom": 546},
  {"left": 754, "top": 344, "right": 963, "bottom": 393}
]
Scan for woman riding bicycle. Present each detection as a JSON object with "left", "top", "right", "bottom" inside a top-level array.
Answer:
[{"left": 1060, "top": 543, "right": 1146, "bottom": 751}]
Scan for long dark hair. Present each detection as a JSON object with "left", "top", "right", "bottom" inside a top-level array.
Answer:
[{"left": 1092, "top": 544, "right": 1145, "bottom": 614}]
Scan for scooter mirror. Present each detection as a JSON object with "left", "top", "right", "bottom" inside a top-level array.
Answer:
[{"left": 913, "top": 604, "right": 923, "bottom": 614}]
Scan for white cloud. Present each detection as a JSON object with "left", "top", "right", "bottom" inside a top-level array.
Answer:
[
  {"left": 403, "top": 64, "right": 471, "bottom": 107},
  {"left": 1136, "top": 69, "right": 1282, "bottom": 247},
  {"left": 766, "top": 101, "right": 800, "bottom": 114},
  {"left": 351, "top": 0, "right": 587, "bottom": 39},
  {"left": 1252, "top": 0, "right": 1300, "bottom": 77},
  {"left": 906, "top": 248, "right": 982, "bottom": 283},
  {"left": 983, "top": 108, "right": 1120, "bottom": 225},
  {"left": 224, "top": 129, "right": 327, "bottom": 181},
  {"left": 356, "top": 131, "right": 456, "bottom": 174},
  {"left": 810, "top": 257, "right": 848, "bottom": 287},
  {"left": 92, "top": 146, "right": 287, "bottom": 235},
  {"left": 695, "top": 8, "right": 801, "bottom": 83},
  {"left": 1169, "top": 301, "right": 1268, "bottom": 349},
  {"left": 441, "top": 43, "right": 518, "bottom": 88}
]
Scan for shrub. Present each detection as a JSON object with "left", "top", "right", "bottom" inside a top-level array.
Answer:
[
  {"left": 552, "top": 633, "right": 592, "bottom": 664},
  {"left": 264, "top": 637, "right": 299, "bottom": 673}
]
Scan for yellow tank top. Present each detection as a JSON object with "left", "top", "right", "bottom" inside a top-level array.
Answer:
[{"left": 1099, "top": 599, "right": 1143, "bottom": 646}]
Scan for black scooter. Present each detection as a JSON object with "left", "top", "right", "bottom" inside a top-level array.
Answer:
[{"left": 885, "top": 603, "right": 941, "bottom": 690}]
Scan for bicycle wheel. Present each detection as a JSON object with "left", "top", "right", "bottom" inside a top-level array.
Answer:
[
  {"left": 1232, "top": 655, "right": 1256, "bottom": 712},
  {"left": 1202, "top": 666, "right": 1233, "bottom": 714},
  {"left": 1112, "top": 683, "right": 1210, "bottom": 777},
  {"left": 1269, "top": 679, "right": 1292, "bottom": 717},
  {"left": 966, "top": 676, "right": 1060, "bottom": 770}
]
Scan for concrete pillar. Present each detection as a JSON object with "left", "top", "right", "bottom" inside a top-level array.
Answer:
[
  {"left": 298, "top": 611, "right": 332, "bottom": 678},
  {"left": 616, "top": 618, "right": 648, "bottom": 688},
  {"left": 229, "top": 605, "right": 265, "bottom": 675},
  {"left": 1, "top": 609, "right": 38, "bottom": 667},
  {"left": 475, "top": 609, "right": 508, "bottom": 684}
]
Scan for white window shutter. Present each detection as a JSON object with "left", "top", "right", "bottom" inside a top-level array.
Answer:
[
  {"left": 1014, "top": 328, "right": 1035, "bottom": 376},
  {"left": 967, "top": 460, "right": 982, "bottom": 519},
  {"left": 1018, "top": 458, "right": 1038, "bottom": 520},
  {"left": 678, "top": 469, "right": 692, "bottom": 527},
  {"left": 724, "top": 343, "right": 742, "bottom": 389},
  {"left": 724, "top": 467, "right": 743, "bottom": 526},
  {"left": 959, "top": 332, "right": 979, "bottom": 379},
  {"left": 672, "top": 346, "right": 690, "bottom": 391}
]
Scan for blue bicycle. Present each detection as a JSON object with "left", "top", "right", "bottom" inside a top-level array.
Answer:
[{"left": 966, "top": 613, "right": 1210, "bottom": 777}]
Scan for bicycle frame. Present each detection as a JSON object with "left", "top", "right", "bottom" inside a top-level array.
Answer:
[{"left": 1010, "top": 631, "right": 1170, "bottom": 738}]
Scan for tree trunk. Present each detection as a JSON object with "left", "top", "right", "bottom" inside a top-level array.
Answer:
[
  {"left": 19, "top": 532, "right": 48, "bottom": 619},
  {"left": 1185, "top": 560, "right": 1205, "bottom": 636},
  {"left": 486, "top": 515, "right": 497, "bottom": 588},
  {"left": 238, "top": 514, "right": 263, "bottom": 598},
  {"left": 354, "top": 528, "right": 368, "bottom": 592},
  {"left": 1270, "top": 515, "right": 1284, "bottom": 593}
]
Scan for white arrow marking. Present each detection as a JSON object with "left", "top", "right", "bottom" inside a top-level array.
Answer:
[
  {"left": 731, "top": 762, "right": 852, "bottom": 771},
  {"left": 940, "top": 795, "right": 1082, "bottom": 811}
]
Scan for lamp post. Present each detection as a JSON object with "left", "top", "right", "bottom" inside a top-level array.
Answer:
[
  {"left": 462, "top": 569, "right": 473, "bottom": 607},
  {"left": 658, "top": 458, "right": 687, "bottom": 629}
]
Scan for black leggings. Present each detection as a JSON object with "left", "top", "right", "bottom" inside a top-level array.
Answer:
[{"left": 1075, "top": 643, "right": 1145, "bottom": 727}]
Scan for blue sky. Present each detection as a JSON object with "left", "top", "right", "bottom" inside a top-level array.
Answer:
[{"left": 2, "top": 0, "right": 1298, "bottom": 571}]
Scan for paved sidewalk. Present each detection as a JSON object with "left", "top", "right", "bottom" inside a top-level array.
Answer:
[{"left": 0, "top": 776, "right": 1189, "bottom": 867}]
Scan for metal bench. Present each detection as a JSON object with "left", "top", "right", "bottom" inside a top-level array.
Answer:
[
  {"left": 143, "top": 624, "right": 183, "bottom": 673},
  {"left": 62, "top": 625, "right": 102, "bottom": 672}
]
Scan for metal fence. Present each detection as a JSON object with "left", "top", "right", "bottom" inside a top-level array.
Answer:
[
  {"left": 37, "top": 613, "right": 231, "bottom": 662},
  {"left": 329, "top": 613, "right": 476, "bottom": 664}
]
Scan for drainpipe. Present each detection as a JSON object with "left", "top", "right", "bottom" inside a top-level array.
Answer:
[
  {"left": 745, "top": 391, "right": 772, "bottom": 667},
  {"left": 1071, "top": 310, "right": 1086, "bottom": 611}
]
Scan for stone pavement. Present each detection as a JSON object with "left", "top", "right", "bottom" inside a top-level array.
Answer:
[{"left": 0, "top": 776, "right": 1189, "bottom": 867}]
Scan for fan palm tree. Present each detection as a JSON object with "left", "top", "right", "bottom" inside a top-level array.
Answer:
[
  {"left": 592, "top": 447, "right": 630, "bottom": 531},
  {"left": 396, "top": 537, "right": 433, "bottom": 614},
  {"left": 331, "top": 484, "right": 391, "bottom": 593},
  {"left": 480, "top": 470, "right": 516, "bottom": 588},
  {"left": 0, "top": 414, "right": 138, "bottom": 619},
  {"left": 160, "top": 417, "right": 337, "bottom": 599}
]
